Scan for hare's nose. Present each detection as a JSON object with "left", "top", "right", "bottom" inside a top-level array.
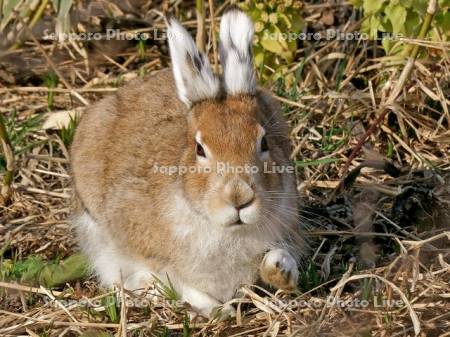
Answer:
[
  {"left": 225, "top": 178, "right": 255, "bottom": 210},
  {"left": 235, "top": 196, "right": 255, "bottom": 210}
]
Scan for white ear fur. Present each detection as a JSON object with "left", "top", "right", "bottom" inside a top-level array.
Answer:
[
  {"left": 219, "top": 9, "right": 256, "bottom": 95},
  {"left": 166, "top": 17, "right": 220, "bottom": 107}
]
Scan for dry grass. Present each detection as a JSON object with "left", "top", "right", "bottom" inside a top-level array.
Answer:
[{"left": 1, "top": 1, "right": 449, "bottom": 336}]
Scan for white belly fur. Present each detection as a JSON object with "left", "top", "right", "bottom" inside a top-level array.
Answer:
[{"left": 73, "top": 190, "right": 273, "bottom": 311}]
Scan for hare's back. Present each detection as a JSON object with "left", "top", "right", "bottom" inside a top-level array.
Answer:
[{"left": 71, "top": 69, "right": 187, "bottom": 222}]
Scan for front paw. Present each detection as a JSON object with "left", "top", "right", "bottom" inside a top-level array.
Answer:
[
  {"left": 260, "top": 249, "right": 299, "bottom": 291},
  {"left": 211, "top": 303, "right": 236, "bottom": 321},
  {"left": 181, "top": 284, "right": 234, "bottom": 319}
]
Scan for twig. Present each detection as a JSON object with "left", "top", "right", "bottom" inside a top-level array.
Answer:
[
  {"left": 208, "top": 0, "right": 218, "bottom": 72},
  {"left": 39, "top": 286, "right": 79, "bottom": 323},
  {"left": 0, "top": 87, "right": 117, "bottom": 94},
  {"left": 0, "top": 114, "right": 14, "bottom": 204},
  {"left": 0, "top": 281, "right": 62, "bottom": 296},
  {"left": 274, "top": 95, "right": 323, "bottom": 114},
  {"left": 118, "top": 272, "right": 127, "bottom": 337},
  {"left": 313, "top": 261, "right": 355, "bottom": 335},
  {"left": 196, "top": 0, "right": 206, "bottom": 52},
  {"left": 329, "top": 274, "right": 421, "bottom": 336},
  {"left": 337, "top": 0, "right": 438, "bottom": 184},
  {"left": 0, "top": 310, "right": 119, "bottom": 328},
  {"left": 26, "top": 154, "right": 70, "bottom": 163},
  {"left": 16, "top": 14, "right": 90, "bottom": 106},
  {"left": 18, "top": 186, "right": 71, "bottom": 199},
  {"left": 29, "top": 0, "right": 49, "bottom": 29},
  {"left": 0, "top": 290, "right": 118, "bottom": 334},
  {"left": 403, "top": 231, "right": 450, "bottom": 249}
]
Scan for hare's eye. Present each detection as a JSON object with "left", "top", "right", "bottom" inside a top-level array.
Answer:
[
  {"left": 196, "top": 142, "right": 206, "bottom": 157},
  {"left": 261, "top": 136, "right": 269, "bottom": 152}
]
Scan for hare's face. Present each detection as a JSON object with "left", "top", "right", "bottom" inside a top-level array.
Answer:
[
  {"left": 181, "top": 97, "right": 286, "bottom": 229},
  {"left": 166, "top": 10, "right": 297, "bottom": 233}
]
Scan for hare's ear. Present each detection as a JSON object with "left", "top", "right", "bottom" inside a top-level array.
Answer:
[
  {"left": 166, "top": 17, "right": 219, "bottom": 107},
  {"left": 219, "top": 9, "right": 256, "bottom": 96}
]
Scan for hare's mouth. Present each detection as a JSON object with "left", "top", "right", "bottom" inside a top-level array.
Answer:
[{"left": 229, "top": 219, "right": 245, "bottom": 226}]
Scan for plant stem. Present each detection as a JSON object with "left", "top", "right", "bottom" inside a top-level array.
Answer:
[
  {"left": 30, "top": 0, "right": 49, "bottom": 29},
  {"left": 208, "top": 0, "right": 218, "bottom": 73},
  {"left": 196, "top": 0, "right": 206, "bottom": 53},
  {"left": 334, "top": 0, "right": 438, "bottom": 200},
  {"left": 0, "top": 114, "right": 14, "bottom": 203},
  {"left": 410, "top": 0, "right": 436, "bottom": 59},
  {"left": 17, "top": 14, "right": 89, "bottom": 106}
]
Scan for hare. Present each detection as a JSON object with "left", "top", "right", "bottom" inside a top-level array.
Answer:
[{"left": 70, "top": 8, "right": 305, "bottom": 318}]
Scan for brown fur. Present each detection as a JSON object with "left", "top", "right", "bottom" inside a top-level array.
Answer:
[
  {"left": 71, "top": 10, "right": 305, "bottom": 317},
  {"left": 71, "top": 68, "right": 300, "bottom": 261},
  {"left": 71, "top": 71, "right": 303, "bottom": 310}
]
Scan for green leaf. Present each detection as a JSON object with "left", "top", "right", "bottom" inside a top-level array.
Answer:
[
  {"left": 365, "top": 15, "right": 383, "bottom": 38},
  {"left": 382, "top": 38, "right": 394, "bottom": 53},
  {"left": 102, "top": 293, "right": 119, "bottom": 323},
  {"left": 405, "top": 10, "right": 420, "bottom": 37},
  {"left": 183, "top": 312, "right": 191, "bottom": 337},
  {"left": 290, "top": 15, "right": 303, "bottom": 31},
  {"left": 399, "top": 0, "right": 414, "bottom": 7},
  {"left": 260, "top": 24, "right": 290, "bottom": 57},
  {"left": 248, "top": 7, "right": 263, "bottom": 22},
  {"left": 363, "top": 0, "right": 385, "bottom": 14},
  {"left": 21, "top": 253, "right": 90, "bottom": 287},
  {"left": 348, "top": 0, "right": 363, "bottom": 7},
  {"left": 153, "top": 273, "right": 179, "bottom": 301},
  {"left": 254, "top": 50, "right": 265, "bottom": 67},
  {"left": 260, "top": 33, "right": 285, "bottom": 55},
  {"left": 278, "top": 12, "right": 292, "bottom": 29},
  {"left": 435, "top": 11, "right": 450, "bottom": 36},
  {"left": 384, "top": 3, "right": 407, "bottom": 34},
  {"left": 14, "top": 257, "right": 46, "bottom": 280},
  {"left": 410, "top": 0, "right": 428, "bottom": 14}
]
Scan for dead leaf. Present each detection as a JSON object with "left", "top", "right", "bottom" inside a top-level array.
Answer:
[{"left": 42, "top": 108, "right": 84, "bottom": 130}]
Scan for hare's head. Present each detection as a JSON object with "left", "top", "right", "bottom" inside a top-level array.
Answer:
[{"left": 166, "top": 9, "right": 297, "bottom": 234}]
